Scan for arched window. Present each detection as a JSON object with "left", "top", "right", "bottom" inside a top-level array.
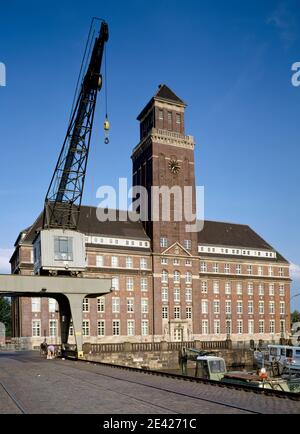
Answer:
[
  {"left": 173, "top": 270, "right": 180, "bottom": 283},
  {"left": 161, "top": 270, "right": 168, "bottom": 283},
  {"left": 185, "top": 271, "right": 192, "bottom": 284}
]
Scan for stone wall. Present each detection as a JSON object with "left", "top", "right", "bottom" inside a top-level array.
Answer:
[{"left": 84, "top": 346, "right": 254, "bottom": 371}]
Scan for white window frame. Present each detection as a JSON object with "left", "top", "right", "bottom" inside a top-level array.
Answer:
[
  {"left": 32, "top": 320, "right": 41, "bottom": 337},
  {"left": 97, "top": 320, "right": 105, "bottom": 336}
]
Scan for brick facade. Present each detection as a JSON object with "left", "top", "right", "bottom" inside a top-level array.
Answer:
[{"left": 10, "top": 85, "right": 290, "bottom": 348}]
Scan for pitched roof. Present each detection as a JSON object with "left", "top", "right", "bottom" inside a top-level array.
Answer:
[
  {"left": 197, "top": 220, "right": 288, "bottom": 263},
  {"left": 154, "top": 84, "right": 185, "bottom": 105},
  {"left": 20, "top": 206, "right": 150, "bottom": 245},
  {"left": 137, "top": 84, "right": 185, "bottom": 121}
]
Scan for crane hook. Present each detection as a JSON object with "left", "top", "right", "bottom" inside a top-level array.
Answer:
[{"left": 104, "top": 116, "right": 110, "bottom": 144}]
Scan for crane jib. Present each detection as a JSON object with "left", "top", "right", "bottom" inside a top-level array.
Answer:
[{"left": 43, "top": 21, "right": 109, "bottom": 230}]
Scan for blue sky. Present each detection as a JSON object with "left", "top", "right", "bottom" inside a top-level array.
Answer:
[{"left": 0, "top": 0, "right": 300, "bottom": 309}]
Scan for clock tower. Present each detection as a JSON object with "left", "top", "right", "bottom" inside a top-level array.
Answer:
[{"left": 132, "top": 85, "right": 200, "bottom": 341}]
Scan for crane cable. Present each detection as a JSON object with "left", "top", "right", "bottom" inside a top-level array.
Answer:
[{"left": 104, "top": 44, "right": 110, "bottom": 144}]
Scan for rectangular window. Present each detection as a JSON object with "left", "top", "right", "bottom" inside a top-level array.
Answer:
[
  {"left": 173, "top": 258, "right": 180, "bottom": 265},
  {"left": 112, "top": 297, "right": 120, "bottom": 313},
  {"left": 200, "top": 262, "right": 207, "bottom": 272},
  {"left": 201, "top": 281, "right": 208, "bottom": 293},
  {"left": 82, "top": 320, "right": 89, "bottom": 337},
  {"left": 111, "top": 256, "right": 118, "bottom": 267},
  {"left": 167, "top": 111, "right": 172, "bottom": 125},
  {"left": 280, "top": 320, "right": 285, "bottom": 334},
  {"left": 258, "top": 266, "right": 263, "bottom": 276},
  {"left": 97, "top": 297, "right": 105, "bottom": 313},
  {"left": 248, "top": 320, "right": 254, "bottom": 335},
  {"left": 141, "top": 298, "right": 148, "bottom": 313},
  {"left": 112, "top": 320, "right": 120, "bottom": 336},
  {"left": 268, "top": 266, "right": 273, "bottom": 276},
  {"left": 185, "top": 272, "right": 192, "bottom": 284},
  {"left": 126, "top": 277, "right": 134, "bottom": 291},
  {"left": 280, "top": 301, "right": 285, "bottom": 315},
  {"left": 259, "top": 301, "right": 264, "bottom": 314},
  {"left": 127, "top": 298, "right": 134, "bottom": 313},
  {"left": 259, "top": 283, "right": 264, "bottom": 296},
  {"left": 162, "top": 306, "right": 168, "bottom": 319},
  {"left": 247, "top": 265, "right": 252, "bottom": 275},
  {"left": 141, "top": 277, "right": 148, "bottom": 291},
  {"left": 248, "top": 301, "right": 253, "bottom": 314},
  {"left": 185, "top": 288, "right": 192, "bottom": 302},
  {"left": 160, "top": 237, "right": 168, "bottom": 248},
  {"left": 225, "top": 300, "right": 231, "bottom": 314},
  {"left": 126, "top": 257, "right": 133, "bottom": 269},
  {"left": 141, "top": 320, "right": 149, "bottom": 336},
  {"left": 82, "top": 298, "right": 89, "bottom": 312},
  {"left": 237, "top": 301, "right": 243, "bottom": 314},
  {"left": 174, "top": 288, "right": 180, "bottom": 302},
  {"left": 140, "top": 257, "right": 147, "bottom": 269},
  {"left": 237, "top": 320, "right": 243, "bottom": 334},
  {"left": 202, "top": 320, "right": 209, "bottom": 335},
  {"left": 49, "top": 320, "right": 57, "bottom": 337},
  {"left": 127, "top": 320, "right": 135, "bottom": 336},
  {"left": 279, "top": 284, "right": 285, "bottom": 296},
  {"left": 269, "top": 301, "right": 275, "bottom": 314},
  {"left": 213, "top": 300, "right": 220, "bottom": 314},
  {"left": 174, "top": 306, "right": 181, "bottom": 319},
  {"left": 201, "top": 300, "right": 208, "bottom": 314},
  {"left": 159, "top": 109, "right": 163, "bottom": 120},
  {"left": 269, "top": 284, "right": 274, "bottom": 296},
  {"left": 225, "top": 282, "right": 231, "bottom": 295},
  {"left": 213, "top": 263, "right": 219, "bottom": 273},
  {"left": 236, "top": 282, "right": 242, "bottom": 295},
  {"left": 112, "top": 276, "right": 119, "bottom": 291},
  {"left": 32, "top": 298, "right": 40, "bottom": 313},
  {"left": 97, "top": 320, "right": 105, "bottom": 336},
  {"left": 214, "top": 320, "right": 220, "bottom": 335},
  {"left": 269, "top": 320, "right": 275, "bottom": 334},
  {"left": 185, "top": 259, "right": 192, "bottom": 266},
  {"left": 279, "top": 267, "right": 284, "bottom": 277},
  {"left": 259, "top": 320, "right": 264, "bottom": 334},
  {"left": 184, "top": 240, "right": 191, "bottom": 250},
  {"left": 224, "top": 264, "right": 230, "bottom": 274},
  {"left": 161, "top": 257, "right": 168, "bottom": 265},
  {"left": 96, "top": 255, "right": 103, "bottom": 267},
  {"left": 48, "top": 298, "right": 56, "bottom": 313},
  {"left": 186, "top": 307, "right": 192, "bottom": 319},
  {"left": 54, "top": 236, "right": 73, "bottom": 261},
  {"left": 247, "top": 282, "right": 253, "bottom": 295},
  {"left": 236, "top": 264, "right": 241, "bottom": 274},
  {"left": 213, "top": 280, "right": 219, "bottom": 294},
  {"left": 162, "top": 288, "right": 168, "bottom": 302},
  {"left": 32, "top": 320, "right": 41, "bottom": 337},
  {"left": 176, "top": 113, "right": 181, "bottom": 124}
]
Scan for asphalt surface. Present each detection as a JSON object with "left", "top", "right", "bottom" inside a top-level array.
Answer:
[{"left": 0, "top": 351, "right": 299, "bottom": 414}]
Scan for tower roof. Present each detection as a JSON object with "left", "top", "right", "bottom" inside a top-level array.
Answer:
[
  {"left": 137, "top": 84, "right": 186, "bottom": 121},
  {"left": 155, "top": 84, "right": 185, "bottom": 105}
]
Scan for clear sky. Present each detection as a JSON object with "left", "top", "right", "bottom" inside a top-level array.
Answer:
[{"left": 0, "top": 0, "right": 299, "bottom": 309}]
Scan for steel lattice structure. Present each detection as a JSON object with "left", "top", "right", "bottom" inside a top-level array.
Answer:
[{"left": 43, "top": 21, "right": 109, "bottom": 230}]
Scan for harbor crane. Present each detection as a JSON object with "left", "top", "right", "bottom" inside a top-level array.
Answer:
[{"left": 33, "top": 19, "right": 109, "bottom": 276}]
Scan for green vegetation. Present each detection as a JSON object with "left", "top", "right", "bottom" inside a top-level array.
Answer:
[
  {"left": 0, "top": 296, "right": 12, "bottom": 337},
  {"left": 291, "top": 310, "right": 300, "bottom": 323}
]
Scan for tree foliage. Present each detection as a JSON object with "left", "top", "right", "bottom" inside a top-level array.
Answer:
[
  {"left": 291, "top": 310, "right": 300, "bottom": 323},
  {"left": 0, "top": 297, "right": 12, "bottom": 336}
]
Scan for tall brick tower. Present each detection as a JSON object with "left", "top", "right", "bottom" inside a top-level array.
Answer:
[{"left": 131, "top": 85, "right": 200, "bottom": 341}]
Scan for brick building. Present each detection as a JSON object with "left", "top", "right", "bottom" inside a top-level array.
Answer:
[{"left": 10, "top": 85, "right": 290, "bottom": 348}]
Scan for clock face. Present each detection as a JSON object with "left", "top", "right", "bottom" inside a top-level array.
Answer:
[{"left": 168, "top": 159, "right": 180, "bottom": 174}]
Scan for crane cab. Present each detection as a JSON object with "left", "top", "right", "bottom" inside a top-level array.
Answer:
[
  {"left": 33, "top": 229, "right": 87, "bottom": 276},
  {"left": 195, "top": 356, "right": 226, "bottom": 381}
]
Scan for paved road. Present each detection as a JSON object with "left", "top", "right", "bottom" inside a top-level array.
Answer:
[{"left": 0, "top": 351, "right": 299, "bottom": 414}]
